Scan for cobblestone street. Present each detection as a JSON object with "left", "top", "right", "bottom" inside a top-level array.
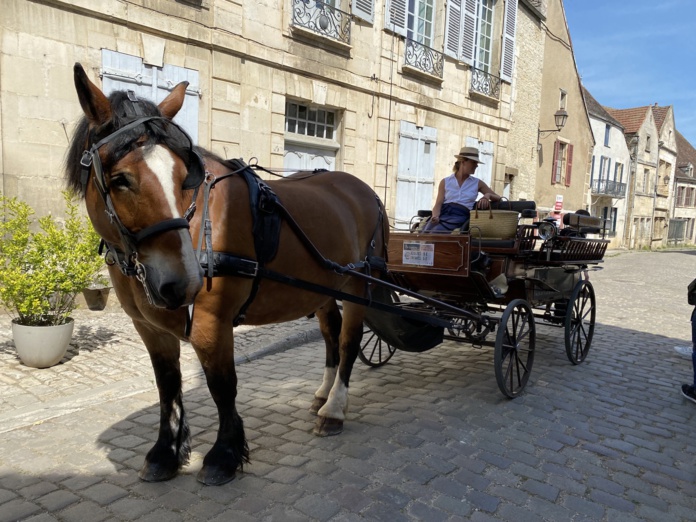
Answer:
[{"left": 1, "top": 249, "right": 696, "bottom": 521}]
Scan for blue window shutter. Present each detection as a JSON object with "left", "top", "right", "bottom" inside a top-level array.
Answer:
[
  {"left": 385, "top": 0, "right": 408, "bottom": 37},
  {"left": 353, "top": 0, "right": 374, "bottom": 24},
  {"left": 500, "top": 0, "right": 518, "bottom": 82},
  {"left": 461, "top": 0, "right": 477, "bottom": 65},
  {"left": 445, "top": 0, "right": 463, "bottom": 59}
]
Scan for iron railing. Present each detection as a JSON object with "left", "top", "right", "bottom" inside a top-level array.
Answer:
[
  {"left": 470, "top": 67, "right": 501, "bottom": 99},
  {"left": 591, "top": 179, "right": 626, "bottom": 198},
  {"left": 404, "top": 38, "right": 444, "bottom": 79},
  {"left": 291, "top": 0, "right": 351, "bottom": 45}
]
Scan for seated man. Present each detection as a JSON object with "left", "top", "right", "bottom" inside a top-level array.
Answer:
[{"left": 424, "top": 146, "right": 501, "bottom": 233}]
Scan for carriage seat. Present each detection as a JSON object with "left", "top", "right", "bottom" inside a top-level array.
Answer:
[
  {"left": 562, "top": 212, "right": 603, "bottom": 234},
  {"left": 412, "top": 200, "right": 536, "bottom": 235}
]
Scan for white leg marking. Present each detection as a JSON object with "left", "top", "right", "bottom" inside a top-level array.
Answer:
[
  {"left": 315, "top": 367, "right": 337, "bottom": 400},
  {"left": 318, "top": 373, "right": 349, "bottom": 421},
  {"left": 169, "top": 401, "right": 182, "bottom": 452},
  {"left": 144, "top": 145, "right": 180, "bottom": 218}
]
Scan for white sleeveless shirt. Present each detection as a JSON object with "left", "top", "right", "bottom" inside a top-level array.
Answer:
[{"left": 444, "top": 175, "right": 479, "bottom": 208}]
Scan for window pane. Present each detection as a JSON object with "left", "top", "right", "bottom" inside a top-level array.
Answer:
[
  {"left": 298, "top": 121, "right": 306, "bottom": 135},
  {"left": 326, "top": 127, "right": 333, "bottom": 140},
  {"left": 308, "top": 109, "right": 317, "bottom": 122},
  {"left": 307, "top": 123, "right": 316, "bottom": 136},
  {"left": 287, "top": 119, "right": 296, "bottom": 133},
  {"left": 288, "top": 103, "right": 297, "bottom": 118},
  {"left": 327, "top": 112, "right": 334, "bottom": 126},
  {"left": 298, "top": 105, "right": 307, "bottom": 120},
  {"left": 316, "top": 125, "right": 325, "bottom": 138},
  {"left": 318, "top": 110, "right": 326, "bottom": 123}
]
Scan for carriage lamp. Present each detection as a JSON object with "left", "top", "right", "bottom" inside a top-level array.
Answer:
[
  {"left": 537, "top": 109, "right": 569, "bottom": 149},
  {"left": 537, "top": 218, "right": 557, "bottom": 241}
]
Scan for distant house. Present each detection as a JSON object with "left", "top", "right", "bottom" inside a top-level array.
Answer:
[
  {"left": 605, "top": 104, "right": 676, "bottom": 249},
  {"left": 582, "top": 86, "right": 630, "bottom": 248},
  {"left": 672, "top": 131, "right": 696, "bottom": 245}
]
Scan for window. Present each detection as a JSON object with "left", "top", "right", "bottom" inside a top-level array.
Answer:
[
  {"left": 642, "top": 168, "right": 650, "bottom": 193},
  {"left": 614, "top": 162, "right": 624, "bottom": 183},
  {"left": 101, "top": 50, "right": 200, "bottom": 142},
  {"left": 677, "top": 186, "right": 686, "bottom": 206},
  {"left": 473, "top": 0, "right": 494, "bottom": 72},
  {"left": 559, "top": 90, "right": 567, "bottom": 110},
  {"left": 603, "top": 124, "right": 610, "bottom": 147},
  {"left": 285, "top": 102, "right": 336, "bottom": 140},
  {"left": 551, "top": 140, "right": 573, "bottom": 186},
  {"left": 408, "top": 0, "right": 435, "bottom": 47},
  {"left": 284, "top": 101, "right": 340, "bottom": 174},
  {"left": 385, "top": 0, "right": 434, "bottom": 45},
  {"left": 444, "top": 0, "right": 518, "bottom": 82},
  {"left": 646, "top": 135, "right": 651, "bottom": 152},
  {"left": 599, "top": 156, "right": 611, "bottom": 181}
]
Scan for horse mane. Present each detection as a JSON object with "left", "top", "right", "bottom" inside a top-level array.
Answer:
[{"left": 64, "top": 90, "right": 193, "bottom": 198}]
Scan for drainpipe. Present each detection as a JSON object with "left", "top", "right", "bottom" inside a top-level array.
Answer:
[
  {"left": 649, "top": 140, "right": 664, "bottom": 248},
  {"left": 624, "top": 136, "right": 639, "bottom": 248}
]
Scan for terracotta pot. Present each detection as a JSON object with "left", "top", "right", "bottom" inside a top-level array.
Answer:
[
  {"left": 12, "top": 318, "right": 74, "bottom": 368},
  {"left": 82, "top": 287, "right": 111, "bottom": 311}
]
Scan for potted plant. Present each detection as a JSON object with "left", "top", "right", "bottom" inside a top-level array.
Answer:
[{"left": 0, "top": 192, "right": 104, "bottom": 367}]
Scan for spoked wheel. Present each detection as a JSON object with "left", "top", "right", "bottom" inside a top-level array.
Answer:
[
  {"left": 358, "top": 325, "right": 396, "bottom": 367},
  {"left": 447, "top": 316, "right": 490, "bottom": 342},
  {"left": 494, "top": 299, "right": 536, "bottom": 398},
  {"left": 565, "top": 279, "right": 596, "bottom": 364}
]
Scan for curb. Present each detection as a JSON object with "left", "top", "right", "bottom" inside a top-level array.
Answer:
[{"left": 234, "top": 325, "right": 324, "bottom": 365}]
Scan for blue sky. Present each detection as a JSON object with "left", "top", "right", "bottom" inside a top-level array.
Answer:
[{"left": 564, "top": 0, "right": 696, "bottom": 147}]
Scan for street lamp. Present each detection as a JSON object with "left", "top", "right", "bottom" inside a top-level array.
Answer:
[{"left": 537, "top": 109, "right": 569, "bottom": 149}]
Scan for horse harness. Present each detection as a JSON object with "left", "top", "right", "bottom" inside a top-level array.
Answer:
[{"left": 80, "top": 92, "right": 389, "bottom": 334}]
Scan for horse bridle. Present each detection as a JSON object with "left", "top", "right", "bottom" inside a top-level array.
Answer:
[{"left": 79, "top": 113, "right": 205, "bottom": 299}]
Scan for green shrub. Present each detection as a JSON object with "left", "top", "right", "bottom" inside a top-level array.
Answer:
[{"left": 0, "top": 192, "right": 104, "bottom": 326}]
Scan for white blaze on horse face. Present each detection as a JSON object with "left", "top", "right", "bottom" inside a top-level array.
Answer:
[{"left": 144, "top": 145, "right": 181, "bottom": 218}]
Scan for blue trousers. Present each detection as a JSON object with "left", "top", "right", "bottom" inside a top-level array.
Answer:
[{"left": 424, "top": 203, "right": 470, "bottom": 233}]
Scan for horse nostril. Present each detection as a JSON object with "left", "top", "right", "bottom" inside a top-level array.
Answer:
[{"left": 159, "top": 279, "right": 188, "bottom": 309}]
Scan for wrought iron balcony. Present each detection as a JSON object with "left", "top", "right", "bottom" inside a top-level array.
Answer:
[
  {"left": 404, "top": 38, "right": 444, "bottom": 79},
  {"left": 591, "top": 179, "right": 626, "bottom": 198},
  {"left": 291, "top": 0, "right": 351, "bottom": 45},
  {"left": 470, "top": 67, "right": 501, "bottom": 99}
]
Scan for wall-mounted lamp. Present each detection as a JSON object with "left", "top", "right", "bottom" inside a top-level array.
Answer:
[{"left": 537, "top": 109, "right": 569, "bottom": 149}]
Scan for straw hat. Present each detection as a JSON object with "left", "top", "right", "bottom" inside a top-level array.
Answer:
[{"left": 454, "top": 146, "right": 482, "bottom": 163}]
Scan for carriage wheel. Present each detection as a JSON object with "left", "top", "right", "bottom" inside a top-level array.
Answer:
[
  {"left": 564, "top": 280, "right": 596, "bottom": 365},
  {"left": 447, "top": 316, "right": 490, "bottom": 342},
  {"left": 358, "top": 325, "right": 396, "bottom": 367},
  {"left": 494, "top": 299, "right": 536, "bottom": 398}
]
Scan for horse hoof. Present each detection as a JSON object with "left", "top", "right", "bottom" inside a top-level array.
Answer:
[
  {"left": 313, "top": 416, "right": 344, "bottom": 437},
  {"left": 197, "top": 465, "right": 237, "bottom": 486},
  {"left": 139, "top": 461, "right": 178, "bottom": 482},
  {"left": 309, "top": 397, "right": 327, "bottom": 415}
]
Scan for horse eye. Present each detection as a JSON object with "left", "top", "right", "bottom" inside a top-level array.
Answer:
[{"left": 109, "top": 173, "right": 131, "bottom": 190}]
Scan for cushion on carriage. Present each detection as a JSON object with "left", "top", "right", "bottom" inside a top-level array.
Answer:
[
  {"left": 489, "top": 200, "right": 536, "bottom": 212},
  {"left": 562, "top": 212, "right": 603, "bottom": 234}
]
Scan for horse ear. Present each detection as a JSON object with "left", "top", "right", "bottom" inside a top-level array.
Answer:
[
  {"left": 158, "top": 81, "right": 189, "bottom": 120},
  {"left": 73, "top": 63, "right": 112, "bottom": 125}
]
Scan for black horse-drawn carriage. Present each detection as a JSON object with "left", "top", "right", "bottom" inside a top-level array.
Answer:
[{"left": 359, "top": 201, "right": 608, "bottom": 398}]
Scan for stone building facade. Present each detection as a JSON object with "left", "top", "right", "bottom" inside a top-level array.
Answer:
[{"left": 1, "top": 0, "right": 552, "bottom": 231}]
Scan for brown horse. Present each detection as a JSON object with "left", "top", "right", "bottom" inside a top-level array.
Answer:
[{"left": 65, "top": 63, "right": 388, "bottom": 485}]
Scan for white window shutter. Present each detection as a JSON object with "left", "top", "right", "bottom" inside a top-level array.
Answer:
[
  {"left": 352, "top": 0, "right": 374, "bottom": 24},
  {"left": 444, "top": 0, "right": 463, "bottom": 59},
  {"left": 500, "top": 0, "right": 518, "bottom": 82},
  {"left": 461, "top": 0, "right": 477, "bottom": 65},
  {"left": 385, "top": 0, "right": 408, "bottom": 37}
]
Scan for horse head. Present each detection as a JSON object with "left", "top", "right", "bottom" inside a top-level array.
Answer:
[{"left": 66, "top": 63, "right": 204, "bottom": 310}]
